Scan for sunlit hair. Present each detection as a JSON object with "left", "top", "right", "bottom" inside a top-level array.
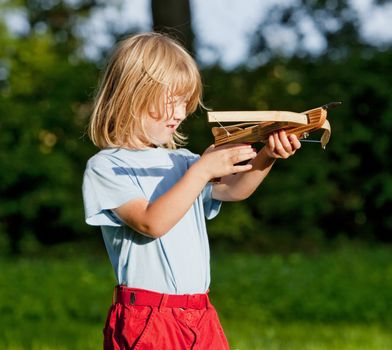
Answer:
[{"left": 88, "top": 32, "right": 204, "bottom": 149}]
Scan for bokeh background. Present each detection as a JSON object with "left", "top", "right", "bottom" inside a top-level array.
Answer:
[{"left": 1, "top": 0, "right": 392, "bottom": 349}]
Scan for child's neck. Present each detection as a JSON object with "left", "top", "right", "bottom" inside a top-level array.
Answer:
[{"left": 122, "top": 141, "right": 158, "bottom": 150}]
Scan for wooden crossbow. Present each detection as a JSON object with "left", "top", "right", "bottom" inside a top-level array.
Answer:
[{"left": 208, "top": 102, "right": 341, "bottom": 149}]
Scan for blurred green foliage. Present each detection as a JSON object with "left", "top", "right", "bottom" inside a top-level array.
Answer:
[
  {"left": 0, "top": 1, "right": 391, "bottom": 252},
  {"left": 0, "top": 242, "right": 391, "bottom": 349},
  {"left": 0, "top": 5, "right": 98, "bottom": 252}
]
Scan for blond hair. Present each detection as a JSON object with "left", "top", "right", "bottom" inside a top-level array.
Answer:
[{"left": 89, "top": 32, "right": 203, "bottom": 149}]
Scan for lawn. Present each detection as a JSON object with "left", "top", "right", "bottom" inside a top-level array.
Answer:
[{"left": 0, "top": 240, "right": 391, "bottom": 349}]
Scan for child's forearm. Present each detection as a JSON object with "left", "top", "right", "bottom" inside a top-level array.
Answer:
[
  {"left": 212, "top": 132, "right": 301, "bottom": 201},
  {"left": 135, "top": 146, "right": 257, "bottom": 236},
  {"left": 115, "top": 144, "right": 258, "bottom": 238},
  {"left": 115, "top": 162, "right": 210, "bottom": 238},
  {"left": 212, "top": 147, "right": 276, "bottom": 201},
  {"left": 143, "top": 164, "right": 209, "bottom": 236}
]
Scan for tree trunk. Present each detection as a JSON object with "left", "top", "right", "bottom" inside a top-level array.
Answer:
[{"left": 151, "top": 0, "right": 195, "bottom": 54}]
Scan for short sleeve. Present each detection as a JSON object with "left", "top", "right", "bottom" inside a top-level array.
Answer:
[
  {"left": 82, "top": 156, "right": 144, "bottom": 227},
  {"left": 201, "top": 182, "right": 222, "bottom": 220}
]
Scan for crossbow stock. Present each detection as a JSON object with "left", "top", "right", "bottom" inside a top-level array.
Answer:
[{"left": 208, "top": 102, "right": 341, "bottom": 149}]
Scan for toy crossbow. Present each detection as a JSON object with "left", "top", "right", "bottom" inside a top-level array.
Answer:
[{"left": 208, "top": 102, "right": 342, "bottom": 149}]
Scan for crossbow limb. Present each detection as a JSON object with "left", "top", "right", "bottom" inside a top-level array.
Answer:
[{"left": 208, "top": 102, "right": 341, "bottom": 149}]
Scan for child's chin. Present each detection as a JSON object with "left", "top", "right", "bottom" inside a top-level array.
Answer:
[{"left": 152, "top": 137, "right": 172, "bottom": 147}]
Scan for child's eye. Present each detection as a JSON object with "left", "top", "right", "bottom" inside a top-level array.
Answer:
[{"left": 166, "top": 98, "right": 177, "bottom": 105}]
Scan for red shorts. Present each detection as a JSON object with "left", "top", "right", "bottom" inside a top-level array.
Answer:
[{"left": 103, "top": 286, "right": 229, "bottom": 350}]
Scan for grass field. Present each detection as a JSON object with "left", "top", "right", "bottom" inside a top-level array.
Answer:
[{"left": 0, "top": 240, "right": 391, "bottom": 349}]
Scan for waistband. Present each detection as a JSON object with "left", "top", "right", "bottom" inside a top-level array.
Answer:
[{"left": 114, "top": 285, "right": 210, "bottom": 310}]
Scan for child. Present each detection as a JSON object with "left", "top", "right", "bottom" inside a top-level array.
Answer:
[{"left": 82, "top": 32, "right": 300, "bottom": 350}]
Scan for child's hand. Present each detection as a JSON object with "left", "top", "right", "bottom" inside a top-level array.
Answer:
[
  {"left": 263, "top": 130, "right": 301, "bottom": 159},
  {"left": 197, "top": 144, "right": 257, "bottom": 180}
]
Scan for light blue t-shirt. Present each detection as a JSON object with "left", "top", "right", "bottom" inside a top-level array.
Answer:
[{"left": 82, "top": 147, "right": 221, "bottom": 294}]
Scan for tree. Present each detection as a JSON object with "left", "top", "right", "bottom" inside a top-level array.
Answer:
[{"left": 151, "top": 0, "right": 194, "bottom": 53}]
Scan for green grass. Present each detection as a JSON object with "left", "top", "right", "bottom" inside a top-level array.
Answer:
[
  {"left": 210, "top": 243, "right": 392, "bottom": 349},
  {"left": 223, "top": 322, "right": 392, "bottom": 350},
  {"left": 1, "top": 241, "right": 392, "bottom": 349}
]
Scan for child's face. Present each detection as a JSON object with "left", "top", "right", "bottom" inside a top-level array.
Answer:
[{"left": 146, "top": 95, "right": 189, "bottom": 146}]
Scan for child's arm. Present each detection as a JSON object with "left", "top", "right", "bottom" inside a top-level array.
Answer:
[
  {"left": 212, "top": 130, "right": 301, "bottom": 202},
  {"left": 114, "top": 144, "right": 257, "bottom": 238}
]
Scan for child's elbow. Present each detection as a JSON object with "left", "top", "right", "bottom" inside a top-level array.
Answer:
[
  {"left": 120, "top": 215, "right": 168, "bottom": 239},
  {"left": 214, "top": 186, "right": 251, "bottom": 202},
  {"left": 225, "top": 192, "right": 251, "bottom": 202},
  {"left": 136, "top": 222, "right": 168, "bottom": 239}
]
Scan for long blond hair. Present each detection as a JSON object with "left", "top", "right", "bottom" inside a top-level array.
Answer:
[{"left": 88, "top": 32, "right": 203, "bottom": 149}]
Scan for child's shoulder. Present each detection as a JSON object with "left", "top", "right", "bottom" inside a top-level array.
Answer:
[
  {"left": 170, "top": 147, "right": 200, "bottom": 159},
  {"left": 86, "top": 148, "right": 138, "bottom": 170},
  {"left": 86, "top": 148, "right": 119, "bottom": 168}
]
